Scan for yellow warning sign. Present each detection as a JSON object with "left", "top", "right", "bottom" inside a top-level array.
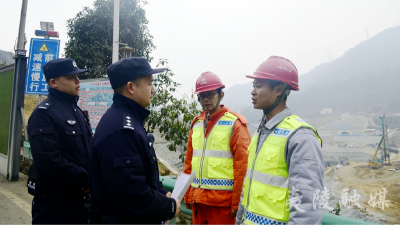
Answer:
[{"left": 38, "top": 43, "right": 49, "bottom": 52}]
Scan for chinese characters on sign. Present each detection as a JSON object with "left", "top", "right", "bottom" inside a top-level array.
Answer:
[
  {"left": 25, "top": 38, "right": 60, "bottom": 95},
  {"left": 77, "top": 80, "right": 113, "bottom": 133},
  {"left": 45, "top": 53, "right": 54, "bottom": 62}
]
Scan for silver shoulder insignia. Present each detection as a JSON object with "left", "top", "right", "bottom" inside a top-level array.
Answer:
[
  {"left": 123, "top": 113, "right": 134, "bottom": 131},
  {"left": 38, "top": 100, "right": 55, "bottom": 110}
]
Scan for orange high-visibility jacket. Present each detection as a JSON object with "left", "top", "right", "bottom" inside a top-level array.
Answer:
[{"left": 184, "top": 106, "right": 250, "bottom": 210}]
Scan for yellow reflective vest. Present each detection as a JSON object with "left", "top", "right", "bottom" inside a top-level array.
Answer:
[
  {"left": 191, "top": 112, "right": 238, "bottom": 190},
  {"left": 241, "top": 115, "right": 321, "bottom": 224}
]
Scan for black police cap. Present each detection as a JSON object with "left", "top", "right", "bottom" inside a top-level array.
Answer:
[
  {"left": 107, "top": 57, "right": 166, "bottom": 89},
  {"left": 42, "top": 58, "right": 89, "bottom": 82}
]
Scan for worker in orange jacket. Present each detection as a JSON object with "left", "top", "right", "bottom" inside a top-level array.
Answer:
[{"left": 184, "top": 71, "right": 250, "bottom": 224}]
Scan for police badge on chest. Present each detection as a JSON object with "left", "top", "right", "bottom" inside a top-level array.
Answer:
[{"left": 67, "top": 120, "right": 76, "bottom": 125}]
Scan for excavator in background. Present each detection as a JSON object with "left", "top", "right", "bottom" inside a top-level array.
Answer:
[{"left": 368, "top": 136, "right": 385, "bottom": 169}]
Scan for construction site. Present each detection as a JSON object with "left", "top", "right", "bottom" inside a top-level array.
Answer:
[
  {"left": 153, "top": 112, "right": 400, "bottom": 224},
  {"left": 318, "top": 114, "right": 400, "bottom": 224}
]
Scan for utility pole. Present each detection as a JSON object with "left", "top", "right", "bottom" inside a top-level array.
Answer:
[
  {"left": 385, "top": 118, "right": 392, "bottom": 164},
  {"left": 379, "top": 115, "right": 386, "bottom": 162},
  {"left": 112, "top": 0, "right": 120, "bottom": 63},
  {"left": 385, "top": 123, "right": 390, "bottom": 164},
  {"left": 8, "top": 0, "right": 28, "bottom": 181},
  {"left": 17, "top": 1, "right": 28, "bottom": 50}
]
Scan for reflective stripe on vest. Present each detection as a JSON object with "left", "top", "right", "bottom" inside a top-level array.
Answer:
[
  {"left": 192, "top": 149, "right": 233, "bottom": 158},
  {"left": 241, "top": 115, "right": 322, "bottom": 224},
  {"left": 244, "top": 210, "right": 287, "bottom": 225},
  {"left": 245, "top": 168, "right": 289, "bottom": 189},
  {"left": 190, "top": 112, "right": 238, "bottom": 190}
]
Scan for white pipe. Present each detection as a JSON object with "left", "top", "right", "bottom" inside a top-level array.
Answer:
[{"left": 112, "top": 0, "right": 120, "bottom": 63}]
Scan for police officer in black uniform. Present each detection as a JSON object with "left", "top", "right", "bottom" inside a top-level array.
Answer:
[
  {"left": 27, "top": 58, "right": 93, "bottom": 224},
  {"left": 89, "top": 57, "right": 181, "bottom": 224}
]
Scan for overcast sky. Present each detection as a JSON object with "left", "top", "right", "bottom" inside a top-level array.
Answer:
[{"left": 1, "top": 0, "right": 399, "bottom": 95}]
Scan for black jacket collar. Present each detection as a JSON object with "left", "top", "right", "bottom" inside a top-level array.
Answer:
[
  {"left": 48, "top": 88, "right": 79, "bottom": 105},
  {"left": 112, "top": 93, "right": 150, "bottom": 124}
]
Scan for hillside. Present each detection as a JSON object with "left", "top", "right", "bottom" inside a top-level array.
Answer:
[
  {"left": 220, "top": 82, "right": 253, "bottom": 111},
  {"left": 300, "top": 26, "right": 400, "bottom": 91},
  {"left": 222, "top": 26, "right": 400, "bottom": 124}
]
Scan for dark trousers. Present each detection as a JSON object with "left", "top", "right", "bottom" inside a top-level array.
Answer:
[{"left": 32, "top": 197, "right": 85, "bottom": 224}]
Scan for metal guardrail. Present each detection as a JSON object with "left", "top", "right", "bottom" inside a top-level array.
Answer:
[{"left": 159, "top": 176, "right": 377, "bottom": 225}]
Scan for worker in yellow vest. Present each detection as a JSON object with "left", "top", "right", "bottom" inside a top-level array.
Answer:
[
  {"left": 236, "top": 56, "right": 324, "bottom": 225},
  {"left": 184, "top": 72, "right": 251, "bottom": 224}
]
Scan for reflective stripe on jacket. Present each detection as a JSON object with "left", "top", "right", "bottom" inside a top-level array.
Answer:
[
  {"left": 241, "top": 115, "right": 321, "bottom": 224},
  {"left": 191, "top": 112, "right": 237, "bottom": 190},
  {"left": 184, "top": 106, "right": 250, "bottom": 210}
]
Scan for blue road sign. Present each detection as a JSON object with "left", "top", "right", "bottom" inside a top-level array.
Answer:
[{"left": 25, "top": 38, "right": 60, "bottom": 95}]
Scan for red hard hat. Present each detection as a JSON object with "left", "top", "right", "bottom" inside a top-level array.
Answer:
[
  {"left": 246, "top": 56, "right": 299, "bottom": 91},
  {"left": 195, "top": 71, "right": 225, "bottom": 94}
]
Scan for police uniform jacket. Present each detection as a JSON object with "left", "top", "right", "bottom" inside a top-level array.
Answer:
[
  {"left": 28, "top": 88, "right": 92, "bottom": 202},
  {"left": 89, "top": 93, "right": 176, "bottom": 223}
]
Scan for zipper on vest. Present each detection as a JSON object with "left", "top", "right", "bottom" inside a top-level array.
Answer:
[
  {"left": 198, "top": 120, "right": 208, "bottom": 188},
  {"left": 198, "top": 119, "right": 216, "bottom": 188},
  {"left": 198, "top": 135, "right": 207, "bottom": 188},
  {"left": 243, "top": 129, "right": 263, "bottom": 220}
]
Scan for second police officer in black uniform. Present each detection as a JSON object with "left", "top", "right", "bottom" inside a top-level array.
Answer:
[
  {"left": 27, "top": 58, "right": 93, "bottom": 224},
  {"left": 89, "top": 57, "right": 181, "bottom": 224}
]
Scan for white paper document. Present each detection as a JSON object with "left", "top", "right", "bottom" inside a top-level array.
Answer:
[
  {"left": 164, "top": 169, "right": 196, "bottom": 225},
  {"left": 171, "top": 169, "right": 196, "bottom": 201}
]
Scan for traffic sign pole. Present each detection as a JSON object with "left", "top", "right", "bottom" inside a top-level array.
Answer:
[
  {"left": 8, "top": 0, "right": 29, "bottom": 181},
  {"left": 8, "top": 52, "right": 27, "bottom": 181}
]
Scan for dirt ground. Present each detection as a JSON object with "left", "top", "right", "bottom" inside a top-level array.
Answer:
[{"left": 334, "top": 156, "right": 400, "bottom": 224}]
